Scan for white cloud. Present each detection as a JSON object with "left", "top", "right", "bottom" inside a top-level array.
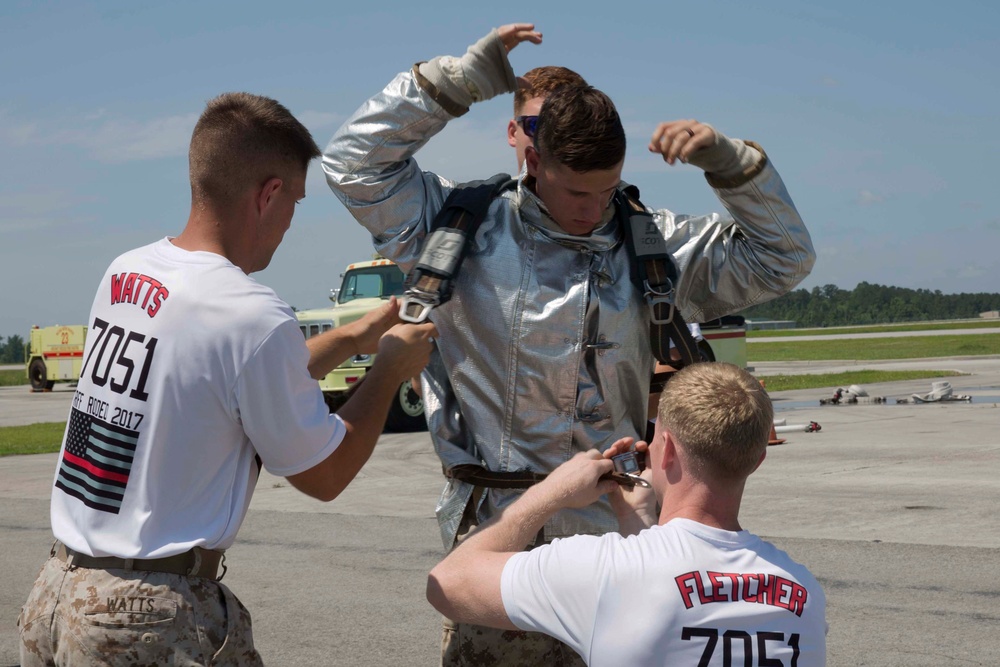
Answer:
[
  {"left": 297, "top": 110, "right": 343, "bottom": 130},
  {"left": 818, "top": 245, "right": 840, "bottom": 257},
  {"left": 0, "top": 190, "right": 102, "bottom": 234},
  {"left": 958, "top": 264, "right": 986, "bottom": 279},
  {"left": 858, "top": 189, "right": 884, "bottom": 206},
  {"left": 0, "top": 110, "right": 40, "bottom": 145},
  {"left": 60, "top": 113, "right": 199, "bottom": 162},
  {"left": 1, "top": 109, "right": 197, "bottom": 163},
  {"left": 820, "top": 76, "right": 840, "bottom": 87},
  {"left": 0, "top": 191, "right": 99, "bottom": 216},
  {"left": 407, "top": 116, "right": 512, "bottom": 177}
]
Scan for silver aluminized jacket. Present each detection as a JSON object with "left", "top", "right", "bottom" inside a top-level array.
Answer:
[{"left": 324, "top": 68, "right": 814, "bottom": 548}]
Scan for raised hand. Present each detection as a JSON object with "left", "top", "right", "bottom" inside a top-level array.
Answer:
[
  {"left": 352, "top": 295, "right": 404, "bottom": 355},
  {"left": 648, "top": 120, "right": 717, "bottom": 165},
  {"left": 497, "top": 23, "right": 543, "bottom": 53}
]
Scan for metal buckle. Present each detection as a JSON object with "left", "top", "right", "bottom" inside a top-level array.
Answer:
[
  {"left": 399, "top": 288, "right": 439, "bottom": 323},
  {"left": 605, "top": 472, "right": 652, "bottom": 488},
  {"left": 187, "top": 549, "right": 203, "bottom": 577},
  {"left": 643, "top": 279, "right": 675, "bottom": 325}
]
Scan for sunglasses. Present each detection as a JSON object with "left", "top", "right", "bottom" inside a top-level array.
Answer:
[{"left": 515, "top": 115, "right": 538, "bottom": 138}]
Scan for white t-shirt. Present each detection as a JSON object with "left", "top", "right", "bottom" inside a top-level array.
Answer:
[
  {"left": 51, "top": 238, "right": 345, "bottom": 558},
  {"left": 502, "top": 518, "right": 827, "bottom": 666}
]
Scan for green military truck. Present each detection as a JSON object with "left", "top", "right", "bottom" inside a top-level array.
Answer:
[
  {"left": 296, "top": 258, "right": 424, "bottom": 432},
  {"left": 298, "top": 257, "right": 749, "bottom": 433}
]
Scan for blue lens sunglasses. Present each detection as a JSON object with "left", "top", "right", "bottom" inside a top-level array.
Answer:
[{"left": 516, "top": 115, "right": 538, "bottom": 138}]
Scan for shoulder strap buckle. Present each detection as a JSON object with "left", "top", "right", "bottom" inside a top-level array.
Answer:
[
  {"left": 400, "top": 173, "right": 514, "bottom": 323},
  {"left": 643, "top": 278, "right": 676, "bottom": 325},
  {"left": 399, "top": 286, "right": 439, "bottom": 323}
]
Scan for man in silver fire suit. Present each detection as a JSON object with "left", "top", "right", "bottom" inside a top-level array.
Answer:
[{"left": 324, "top": 22, "right": 815, "bottom": 666}]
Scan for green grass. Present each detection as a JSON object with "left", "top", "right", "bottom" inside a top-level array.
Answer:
[
  {"left": 757, "top": 369, "right": 963, "bottom": 392},
  {"left": 0, "top": 422, "right": 65, "bottom": 456},
  {"left": 748, "top": 320, "right": 1000, "bottom": 338},
  {"left": 0, "top": 368, "right": 27, "bottom": 387},
  {"left": 748, "top": 333, "right": 1000, "bottom": 362}
]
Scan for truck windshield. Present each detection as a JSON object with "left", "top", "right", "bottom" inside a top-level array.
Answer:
[{"left": 338, "top": 266, "right": 406, "bottom": 304}]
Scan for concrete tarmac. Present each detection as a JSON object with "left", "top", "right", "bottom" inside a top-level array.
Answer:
[{"left": 2, "top": 357, "right": 999, "bottom": 665}]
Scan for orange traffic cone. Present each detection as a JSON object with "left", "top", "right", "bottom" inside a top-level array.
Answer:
[{"left": 758, "top": 380, "right": 786, "bottom": 445}]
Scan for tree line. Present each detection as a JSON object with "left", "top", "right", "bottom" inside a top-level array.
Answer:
[
  {"left": 738, "top": 282, "right": 1000, "bottom": 327},
  {"left": 0, "top": 335, "right": 26, "bottom": 364},
  {"left": 3, "top": 282, "right": 998, "bottom": 356}
]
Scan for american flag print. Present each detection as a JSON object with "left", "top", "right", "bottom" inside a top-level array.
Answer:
[{"left": 54, "top": 407, "right": 139, "bottom": 514}]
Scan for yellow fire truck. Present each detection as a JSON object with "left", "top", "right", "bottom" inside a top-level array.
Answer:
[{"left": 25, "top": 324, "right": 88, "bottom": 391}]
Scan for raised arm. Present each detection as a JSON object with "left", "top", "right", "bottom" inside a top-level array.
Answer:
[
  {"left": 646, "top": 119, "right": 816, "bottom": 322},
  {"left": 322, "top": 24, "right": 538, "bottom": 269}
]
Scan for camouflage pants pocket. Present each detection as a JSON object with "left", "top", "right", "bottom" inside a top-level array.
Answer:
[
  {"left": 76, "top": 593, "right": 183, "bottom": 667},
  {"left": 19, "top": 558, "right": 65, "bottom": 666},
  {"left": 19, "top": 557, "right": 261, "bottom": 667}
]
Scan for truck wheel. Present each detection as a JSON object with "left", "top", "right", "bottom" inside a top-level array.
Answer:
[
  {"left": 697, "top": 339, "right": 716, "bottom": 362},
  {"left": 29, "top": 359, "right": 54, "bottom": 391},
  {"left": 384, "top": 379, "right": 426, "bottom": 433}
]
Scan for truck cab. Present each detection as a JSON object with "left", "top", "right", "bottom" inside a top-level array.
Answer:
[{"left": 297, "top": 259, "right": 424, "bottom": 432}]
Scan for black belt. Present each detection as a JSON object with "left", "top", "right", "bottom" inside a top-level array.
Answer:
[
  {"left": 445, "top": 464, "right": 547, "bottom": 489},
  {"left": 53, "top": 541, "right": 226, "bottom": 581}
]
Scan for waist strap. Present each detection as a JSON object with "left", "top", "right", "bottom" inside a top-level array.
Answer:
[
  {"left": 53, "top": 542, "right": 226, "bottom": 581},
  {"left": 446, "top": 464, "right": 547, "bottom": 489}
]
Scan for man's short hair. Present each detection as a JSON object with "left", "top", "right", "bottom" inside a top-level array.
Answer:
[
  {"left": 514, "top": 66, "right": 588, "bottom": 115},
  {"left": 189, "top": 92, "right": 320, "bottom": 207},
  {"left": 657, "top": 362, "right": 773, "bottom": 481},
  {"left": 534, "top": 85, "right": 626, "bottom": 172}
]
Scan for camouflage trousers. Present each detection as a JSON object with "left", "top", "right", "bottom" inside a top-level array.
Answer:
[
  {"left": 18, "top": 555, "right": 263, "bottom": 666},
  {"left": 439, "top": 495, "right": 586, "bottom": 667},
  {"left": 441, "top": 617, "right": 586, "bottom": 667}
]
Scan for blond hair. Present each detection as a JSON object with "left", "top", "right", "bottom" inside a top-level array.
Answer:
[
  {"left": 658, "top": 362, "right": 773, "bottom": 482},
  {"left": 189, "top": 92, "right": 319, "bottom": 208}
]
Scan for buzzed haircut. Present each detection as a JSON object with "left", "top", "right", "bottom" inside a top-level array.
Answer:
[
  {"left": 514, "top": 66, "right": 588, "bottom": 115},
  {"left": 534, "top": 85, "right": 626, "bottom": 172},
  {"left": 658, "top": 362, "right": 773, "bottom": 482},
  {"left": 189, "top": 92, "right": 320, "bottom": 207}
]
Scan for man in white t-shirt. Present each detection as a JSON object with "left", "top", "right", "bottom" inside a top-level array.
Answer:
[
  {"left": 18, "top": 92, "right": 437, "bottom": 666},
  {"left": 428, "top": 362, "right": 826, "bottom": 666}
]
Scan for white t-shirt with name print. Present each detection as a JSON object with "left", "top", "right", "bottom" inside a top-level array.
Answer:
[
  {"left": 51, "top": 238, "right": 345, "bottom": 558},
  {"left": 502, "top": 517, "right": 826, "bottom": 666}
]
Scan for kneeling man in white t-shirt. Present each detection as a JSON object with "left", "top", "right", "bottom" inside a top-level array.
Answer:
[{"left": 428, "top": 362, "right": 827, "bottom": 667}]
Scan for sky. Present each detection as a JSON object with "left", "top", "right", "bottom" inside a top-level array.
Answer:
[{"left": 2, "top": 0, "right": 998, "bottom": 339}]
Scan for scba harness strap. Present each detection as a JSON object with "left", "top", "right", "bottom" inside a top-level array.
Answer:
[
  {"left": 405, "top": 175, "right": 705, "bottom": 488},
  {"left": 615, "top": 184, "right": 702, "bottom": 369},
  {"left": 402, "top": 174, "right": 703, "bottom": 366},
  {"left": 400, "top": 174, "right": 516, "bottom": 323}
]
